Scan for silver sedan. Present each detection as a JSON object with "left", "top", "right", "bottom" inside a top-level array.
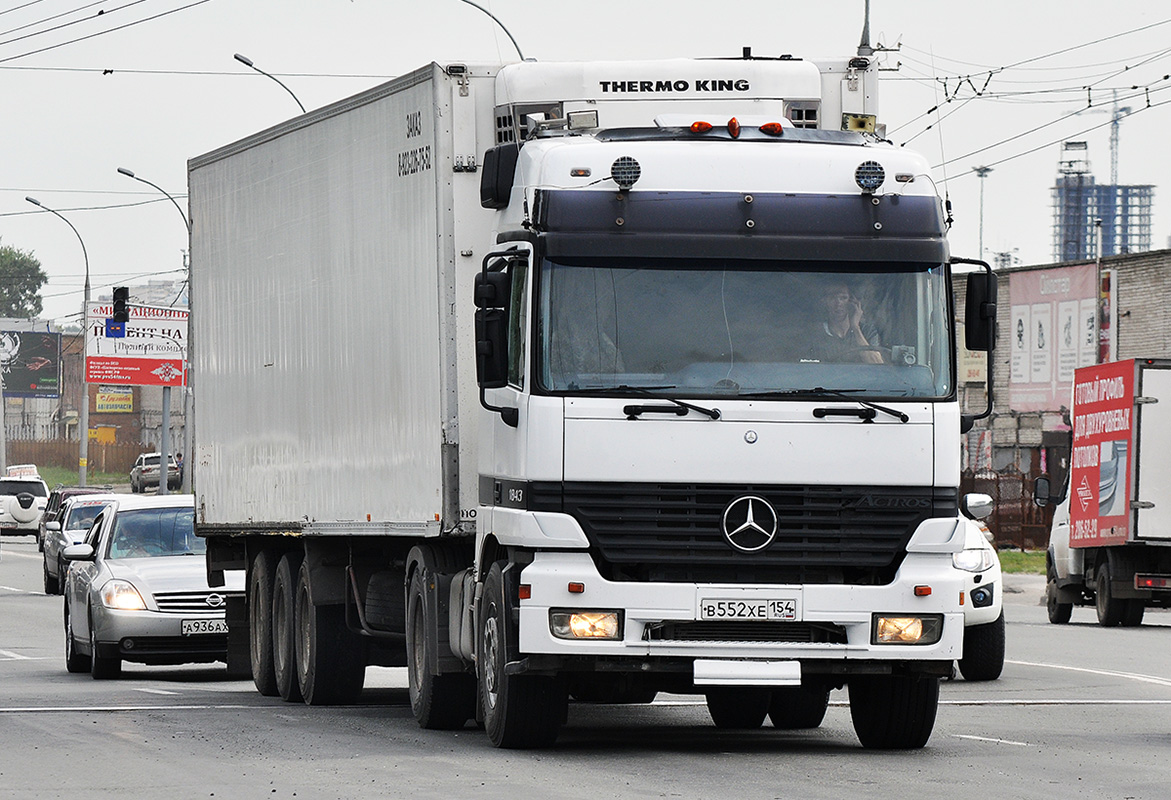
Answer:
[
  {"left": 42, "top": 493, "right": 120, "bottom": 595},
  {"left": 62, "top": 494, "right": 244, "bottom": 679}
]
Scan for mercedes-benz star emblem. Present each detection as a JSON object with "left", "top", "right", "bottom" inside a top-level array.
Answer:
[
  {"left": 721, "top": 495, "right": 778, "bottom": 553},
  {"left": 205, "top": 593, "right": 225, "bottom": 609}
]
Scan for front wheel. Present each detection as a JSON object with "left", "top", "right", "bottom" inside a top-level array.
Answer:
[
  {"left": 958, "top": 612, "right": 1005, "bottom": 681},
  {"left": 479, "top": 562, "right": 566, "bottom": 748},
  {"left": 1046, "top": 566, "right": 1073, "bottom": 625},
  {"left": 849, "top": 674, "right": 939, "bottom": 749},
  {"left": 43, "top": 554, "right": 58, "bottom": 595},
  {"left": 89, "top": 613, "right": 121, "bottom": 679},
  {"left": 64, "top": 603, "right": 90, "bottom": 674},
  {"left": 1096, "top": 564, "right": 1124, "bottom": 627}
]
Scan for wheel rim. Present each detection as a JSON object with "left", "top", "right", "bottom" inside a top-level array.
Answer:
[
  {"left": 272, "top": 580, "right": 288, "bottom": 675},
  {"left": 410, "top": 596, "right": 425, "bottom": 695},
  {"left": 482, "top": 611, "right": 500, "bottom": 710},
  {"left": 249, "top": 575, "right": 262, "bottom": 668},
  {"left": 65, "top": 608, "right": 74, "bottom": 659},
  {"left": 295, "top": 579, "right": 310, "bottom": 683}
]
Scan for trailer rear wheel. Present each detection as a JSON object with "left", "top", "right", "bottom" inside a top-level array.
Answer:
[
  {"left": 705, "top": 687, "right": 770, "bottom": 729},
  {"left": 479, "top": 562, "right": 566, "bottom": 748},
  {"left": 272, "top": 552, "right": 303, "bottom": 702},
  {"left": 958, "top": 612, "right": 1005, "bottom": 681},
  {"left": 1095, "top": 564, "right": 1124, "bottom": 627},
  {"left": 294, "top": 560, "right": 367, "bottom": 705},
  {"left": 406, "top": 569, "right": 475, "bottom": 729},
  {"left": 768, "top": 684, "right": 831, "bottom": 729},
  {"left": 248, "top": 551, "right": 279, "bottom": 696},
  {"left": 848, "top": 674, "right": 939, "bottom": 749}
]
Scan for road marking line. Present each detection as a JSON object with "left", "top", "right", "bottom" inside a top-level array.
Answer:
[
  {"left": 133, "top": 688, "right": 180, "bottom": 696},
  {"left": 0, "top": 649, "right": 31, "bottom": 660},
  {"left": 952, "top": 734, "right": 1032, "bottom": 746},
  {"left": 941, "top": 699, "right": 1171, "bottom": 705},
  {"left": 1, "top": 551, "right": 42, "bottom": 561},
  {"left": 0, "top": 705, "right": 254, "bottom": 714},
  {"left": 1007, "top": 659, "right": 1171, "bottom": 689}
]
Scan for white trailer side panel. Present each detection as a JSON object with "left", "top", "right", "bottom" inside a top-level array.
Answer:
[
  {"left": 190, "top": 67, "right": 467, "bottom": 529},
  {"left": 1136, "top": 365, "right": 1171, "bottom": 540}
]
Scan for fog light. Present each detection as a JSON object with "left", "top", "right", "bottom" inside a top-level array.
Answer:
[
  {"left": 872, "top": 614, "right": 943, "bottom": 645},
  {"left": 971, "top": 585, "right": 995, "bottom": 608},
  {"left": 550, "top": 610, "right": 621, "bottom": 640}
]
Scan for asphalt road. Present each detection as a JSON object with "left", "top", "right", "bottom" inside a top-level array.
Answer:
[{"left": 3, "top": 536, "right": 1171, "bottom": 800}]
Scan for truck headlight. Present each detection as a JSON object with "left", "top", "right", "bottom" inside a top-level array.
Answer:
[
  {"left": 952, "top": 548, "right": 997, "bottom": 573},
  {"left": 550, "top": 610, "right": 622, "bottom": 640},
  {"left": 872, "top": 614, "right": 943, "bottom": 645},
  {"left": 100, "top": 580, "right": 147, "bottom": 610}
]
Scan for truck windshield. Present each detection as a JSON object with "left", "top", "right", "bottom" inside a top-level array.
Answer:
[{"left": 536, "top": 258, "right": 953, "bottom": 399}]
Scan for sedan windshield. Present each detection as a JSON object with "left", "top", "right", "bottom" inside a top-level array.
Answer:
[
  {"left": 107, "top": 507, "right": 203, "bottom": 559},
  {"left": 537, "top": 259, "right": 953, "bottom": 399},
  {"left": 66, "top": 504, "right": 108, "bottom": 531}
]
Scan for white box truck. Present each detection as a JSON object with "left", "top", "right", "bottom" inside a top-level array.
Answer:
[
  {"left": 1038, "top": 358, "right": 1171, "bottom": 626},
  {"left": 189, "top": 47, "right": 999, "bottom": 749}
]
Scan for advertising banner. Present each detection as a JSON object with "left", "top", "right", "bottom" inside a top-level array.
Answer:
[
  {"left": 1068, "top": 359, "right": 1136, "bottom": 548},
  {"left": 0, "top": 330, "right": 62, "bottom": 398},
  {"left": 95, "top": 385, "right": 134, "bottom": 413},
  {"left": 1009, "top": 264, "right": 1107, "bottom": 412},
  {"left": 84, "top": 303, "right": 187, "bottom": 387}
]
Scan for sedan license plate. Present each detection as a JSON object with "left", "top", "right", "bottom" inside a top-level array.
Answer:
[
  {"left": 181, "top": 619, "right": 228, "bottom": 636},
  {"left": 699, "top": 598, "right": 799, "bottom": 621}
]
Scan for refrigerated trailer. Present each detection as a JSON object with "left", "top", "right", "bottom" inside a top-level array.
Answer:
[
  {"left": 1038, "top": 358, "right": 1171, "bottom": 626},
  {"left": 189, "top": 50, "right": 999, "bottom": 749}
]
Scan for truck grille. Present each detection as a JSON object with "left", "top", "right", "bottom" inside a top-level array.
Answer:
[
  {"left": 153, "top": 591, "right": 242, "bottom": 613},
  {"left": 531, "top": 482, "right": 957, "bottom": 585},
  {"left": 646, "top": 621, "right": 847, "bottom": 644}
]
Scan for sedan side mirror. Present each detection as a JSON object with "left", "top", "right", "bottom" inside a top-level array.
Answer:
[
  {"left": 63, "top": 543, "right": 96, "bottom": 562},
  {"left": 46, "top": 521, "right": 61, "bottom": 532},
  {"left": 962, "top": 492, "right": 995, "bottom": 521}
]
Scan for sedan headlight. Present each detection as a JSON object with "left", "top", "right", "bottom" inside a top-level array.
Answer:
[
  {"left": 952, "top": 548, "right": 997, "bottom": 573},
  {"left": 100, "top": 580, "right": 147, "bottom": 610}
]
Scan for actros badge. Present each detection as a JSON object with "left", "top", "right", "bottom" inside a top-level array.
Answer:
[{"left": 721, "top": 495, "right": 778, "bottom": 553}]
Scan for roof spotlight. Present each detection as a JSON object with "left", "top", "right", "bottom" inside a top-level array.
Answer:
[
  {"left": 611, "top": 156, "right": 641, "bottom": 190},
  {"left": 855, "top": 160, "right": 885, "bottom": 193}
]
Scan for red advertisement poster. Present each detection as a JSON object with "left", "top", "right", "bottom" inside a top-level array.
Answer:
[{"left": 1068, "top": 359, "right": 1136, "bottom": 548}]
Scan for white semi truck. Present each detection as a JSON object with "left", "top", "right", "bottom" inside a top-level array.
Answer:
[
  {"left": 189, "top": 48, "right": 999, "bottom": 749},
  {"left": 1037, "top": 358, "right": 1171, "bottom": 626}
]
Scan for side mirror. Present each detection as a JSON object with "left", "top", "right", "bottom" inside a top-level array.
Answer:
[
  {"left": 962, "top": 492, "right": 995, "bottom": 521},
  {"left": 965, "top": 271, "right": 997, "bottom": 352},
  {"left": 46, "top": 521, "right": 61, "bottom": 532},
  {"left": 1032, "top": 477, "right": 1051, "bottom": 507},
  {"left": 63, "top": 543, "right": 96, "bottom": 562},
  {"left": 474, "top": 308, "right": 509, "bottom": 389}
]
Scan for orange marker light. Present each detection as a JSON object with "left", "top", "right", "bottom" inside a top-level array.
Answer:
[
  {"left": 914, "top": 585, "right": 932, "bottom": 597},
  {"left": 960, "top": 591, "right": 966, "bottom": 606},
  {"left": 568, "top": 582, "right": 585, "bottom": 594},
  {"left": 690, "top": 121, "right": 713, "bottom": 133},
  {"left": 518, "top": 584, "right": 532, "bottom": 600},
  {"left": 727, "top": 117, "right": 741, "bottom": 139},
  {"left": 759, "top": 122, "right": 784, "bottom": 136}
]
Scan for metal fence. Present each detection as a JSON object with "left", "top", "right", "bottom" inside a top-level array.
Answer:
[
  {"left": 961, "top": 469, "right": 1054, "bottom": 550},
  {"left": 7, "top": 440, "right": 145, "bottom": 477}
]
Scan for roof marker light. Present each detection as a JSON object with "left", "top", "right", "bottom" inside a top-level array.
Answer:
[
  {"left": 690, "top": 121, "right": 713, "bottom": 133},
  {"left": 727, "top": 117, "right": 741, "bottom": 139},
  {"left": 759, "top": 122, "right": 784, "bottom": 136}
]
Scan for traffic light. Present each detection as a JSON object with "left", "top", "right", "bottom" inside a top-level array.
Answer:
[{"left": 113, "top": 286, "right": 129, "bottom": 322}]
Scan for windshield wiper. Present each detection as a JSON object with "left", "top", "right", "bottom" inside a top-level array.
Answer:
[
  {"left": 566, "top": 384, "right": 720, "bottom": 420},
  {"left": 741, "top": 387, "right": 908, "bottom": 423}
]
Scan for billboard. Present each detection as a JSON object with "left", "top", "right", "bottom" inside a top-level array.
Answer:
[
  {"left": 95, "top": 385, "right": 134, "bottom": 413},
  {"left": 0, "top": 330, "right": 62, "bottom": 398},
  {"left": 1008, "top": 263, "right": 1113, "bottom": 412},
  {"left": 85, "top": 303, "right": 187, "bottom": 387},
  {"left": 1068, "top": 359, "right": 1135, "bottom": 548}
]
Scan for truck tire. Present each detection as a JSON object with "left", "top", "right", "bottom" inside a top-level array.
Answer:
[
  {"left": 89, "top": 612, "right": 121, "bottom": 679},
  {"left": 64, "top": 602, "right": 90, "bottom": 674},
  {"left": 1046, "top": 564, "right": 1073, "bottom": 624},
  {"left": 958, "top": 612, "right": 1005, "bottom": 681},
  {"left": 479, "top": 562, "right": 566, "bottom": 748},
  {"left": 406, "top": 569, "right": 475, "bottom": 729},
  {"left": 272, "top": 552, "right": 303, "bottom": 702},
  {"left": 1121, "top": 599, "right": 1145, "bottom": 627},
  {"left": 1096, "top": 564, "right": 1124, "bottom": 627},
  {"left": 294, "top": 559, "right": 367, "bottom": 705},
  {"left": 705, "top": 687, "right": 770, "bottom": 729},
  {"left": 768, "top": 684, "right": 831, "bottom": 729},
  {"left": 848, "top": 674, "right": 939, "bottom": 749},
  {"left": 248, "top": 550, "right": 280, "bottom": 696}
]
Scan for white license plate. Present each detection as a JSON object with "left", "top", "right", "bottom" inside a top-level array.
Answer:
[
  {"left": 699, "top": 598, "right": 799, "bottom": 621},
  {"left": 181, "top": 619, "right": 228, "bottom": 636}
]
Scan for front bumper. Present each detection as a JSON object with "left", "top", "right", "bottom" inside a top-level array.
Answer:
[
  {"left": 517, "top": 551, "right": 964, "bottom": 676},
  {"left": 91, "top": 607, "right": 227, "bottom": 665}
]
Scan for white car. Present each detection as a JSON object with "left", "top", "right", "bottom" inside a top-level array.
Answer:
[
  {"left": 953, "top": 518, "right": 1004, "bottom": 681},
  {"left": 0, "top": 474, "right": 50, "bottom": 536}
]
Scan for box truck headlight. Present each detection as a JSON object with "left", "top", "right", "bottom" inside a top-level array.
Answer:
[
  {"left": 952, "top": 548, "right": 997, "bottom": 573},
  {"left": 872, "top": 614, "right": 943, "bottom": 645},
  {"left": 550, "top": 610, "right": 621, "bottom": 640}
]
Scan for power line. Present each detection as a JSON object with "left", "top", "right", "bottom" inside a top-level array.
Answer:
[
  {"left": 0, "top": 0, "right": 50, "bottom": 19},
  {"left": 0, "top": 64, "right": 394, "bottom": 79},
  {"left": 0, "top": 0, "right": 150, "bottom": 49},
  {"left": 0, "top": 196, "right": 180, "bottom": 217},
  {"left": 0, "top": 0, "right": 107, "bottom": 40}
]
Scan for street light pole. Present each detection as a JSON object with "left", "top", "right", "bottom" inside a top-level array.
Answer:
[
  {"left": 117, "top": 168, "right": 192, "bottom": 494},
  {"left": 233, "top": 53, "right": 306, "bottom": 113},
  {"left": 973, "top": 166, "right": 994, "bottom": 262},
  {"left": 26, "top": 196, "right": 90, "bottom": 486}
]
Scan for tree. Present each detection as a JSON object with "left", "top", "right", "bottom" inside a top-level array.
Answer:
[{"left": 0, "top": 240, "right": 47, "bottom": 319}]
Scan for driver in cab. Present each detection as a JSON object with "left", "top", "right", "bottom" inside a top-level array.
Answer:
[{"left": 817, "top": 280, "right": 884, "bottom": 364}]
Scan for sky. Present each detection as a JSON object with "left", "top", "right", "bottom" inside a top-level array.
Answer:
[{"left": 1, "top": 0, "right": 1169, "bottom": 325}]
